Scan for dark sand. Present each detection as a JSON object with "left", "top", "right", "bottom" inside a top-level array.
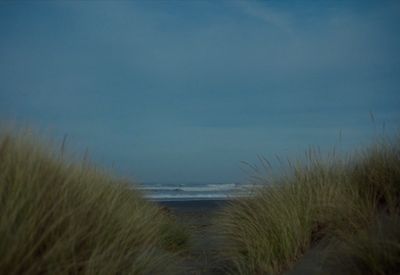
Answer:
[
  {"left": 156, "top": 199, "right": 229, "bottom": 275},
  {"left": 157, "top": 200, "right": 329, "bottom": 275}
]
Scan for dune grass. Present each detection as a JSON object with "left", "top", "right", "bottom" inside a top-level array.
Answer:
[
  {"left": 0, "top": 128, "right": 188, "bottom": 275},
  {"left": 216, "top": 138, "right": 400, "bottom": 274},
  {"left": 3, "top": 126, "right": 398, "bottom": 275}
]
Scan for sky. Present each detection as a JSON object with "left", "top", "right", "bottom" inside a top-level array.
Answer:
[{"left": 0, "top": 1, "right": 399, "bottom": 184}]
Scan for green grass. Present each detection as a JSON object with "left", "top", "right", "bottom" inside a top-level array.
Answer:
[
  {"left": 216, "top": 138, "right": 400, "bottom": 274},
  {"left": 0, "top": 128, "right": 188, "bottom": 275}
]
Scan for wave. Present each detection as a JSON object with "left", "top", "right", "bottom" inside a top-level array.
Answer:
[
  {"left": 147, "top": 193, "right": 246, "bottom": 201},
  {"left": 138, "top": 183, "right": 253, "bottom": 193},
  {"left": 135, "top": 183, "right": 256, "bottom": 201}
]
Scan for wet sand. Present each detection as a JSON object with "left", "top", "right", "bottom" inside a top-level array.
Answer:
[{"left": 156, "top": 200, "right": 228, "bottom": 275}]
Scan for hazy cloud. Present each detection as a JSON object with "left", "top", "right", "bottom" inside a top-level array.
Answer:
[{"left": 0, "top": 1, "right": 399, "bottom": 182}]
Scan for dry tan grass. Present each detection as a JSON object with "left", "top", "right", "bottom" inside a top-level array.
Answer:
[
  {"left": 216, "top": 138, "right": 400, "bottom": 274},
  {"left": 0, "top": 128, "right": 187, "bottom": 275}
]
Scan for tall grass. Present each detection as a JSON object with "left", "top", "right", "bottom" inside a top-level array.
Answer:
[
  {"left": 0, "top": 129, "right": 187, "bottom": 275},
  {"left": 216, "top": 138, "right": 400, "bottom": 274}
]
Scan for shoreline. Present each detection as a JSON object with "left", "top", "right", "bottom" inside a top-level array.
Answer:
[{"left": 154, "top": 198, "right": 229, "bottom": 211}]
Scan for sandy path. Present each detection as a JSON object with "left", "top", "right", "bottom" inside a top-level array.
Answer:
[{"left": 159, "top": 200, "right": 227, "bottom": 275}]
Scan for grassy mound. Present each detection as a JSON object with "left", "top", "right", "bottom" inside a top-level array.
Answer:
[
  {"left": 217, "top": 138, "right": 400, "bottom": 274},
  {"left": 0, "top": 129, "right": 187, "bottom": 275}
]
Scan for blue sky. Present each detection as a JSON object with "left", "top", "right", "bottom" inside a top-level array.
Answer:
[{"left": 1, "top": 1, "right": 399, "bottom": 183}]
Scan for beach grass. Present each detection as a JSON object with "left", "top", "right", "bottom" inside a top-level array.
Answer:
[
  {"left": 0, "top": 128, "right": 188, "bottom": 275},
  {"left": 3, "top": 125, "right": 399, "bottom": 275},
  {"left": 216, "top": 137, "right": 400, "bottom": 274}
]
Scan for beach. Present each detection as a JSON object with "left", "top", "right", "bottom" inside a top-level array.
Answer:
[
  {"left": 157, "top": 199, "right": 228, "bottom": 275},
  {"left": 2, "top": 130, "right": 399, "bottom": 274}
]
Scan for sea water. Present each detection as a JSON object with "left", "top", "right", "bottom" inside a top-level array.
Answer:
[{"left": 137, "top": 182, "right": 253, "bottom": 201}]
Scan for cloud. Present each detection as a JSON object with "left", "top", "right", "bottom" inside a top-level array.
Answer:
[
  {"left": 0, "top": 1, "right": 399, "bottom": 182},
  {"left": 232, "top": 0, "right": 293, "bottom": 33}
]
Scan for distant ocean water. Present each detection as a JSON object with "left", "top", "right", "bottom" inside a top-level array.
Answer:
[{"left": 136, "top": 182, "right": 253, "bottom": 201}]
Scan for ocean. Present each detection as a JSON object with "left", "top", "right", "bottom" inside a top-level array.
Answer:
[{"left": 137, "top": 182, "right": 253, "bottom": 201}]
